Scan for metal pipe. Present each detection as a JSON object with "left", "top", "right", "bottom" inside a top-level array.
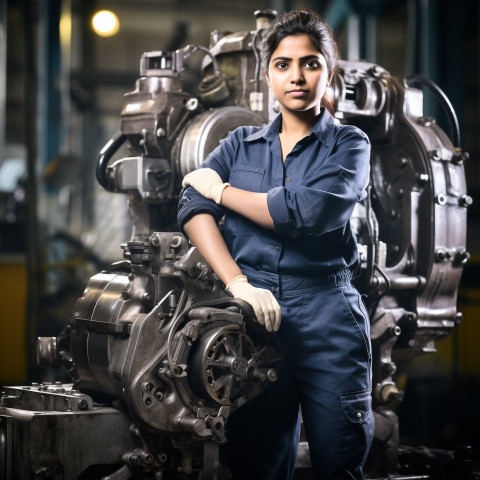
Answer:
[
  {"left": 0, "top": 0, "right": 6, "bottom": 159},
  {"left": 22, "top": 0, "right": 40, "bottom": 381}
]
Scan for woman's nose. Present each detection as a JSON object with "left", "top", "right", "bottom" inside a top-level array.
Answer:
[{"left": 290, "top": 64, "right": 304, "bottom": 84}]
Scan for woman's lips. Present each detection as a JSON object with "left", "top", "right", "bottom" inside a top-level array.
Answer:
[{"left": 287, "top": 89, "right": 309, "bottom": 97}]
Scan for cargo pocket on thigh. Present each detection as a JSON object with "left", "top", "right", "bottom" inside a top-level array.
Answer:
[{"left": 339, "top": 390, "right": 374, "bottom": 468}]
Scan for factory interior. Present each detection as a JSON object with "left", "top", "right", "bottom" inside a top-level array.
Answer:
[{"left": 0, "top": 0, "right": 479, "bottom": 478}]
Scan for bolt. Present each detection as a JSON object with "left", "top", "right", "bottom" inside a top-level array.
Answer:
[
  {"left": 171, "top": 235, "right": 182, "bottom": 248},
  {"left": 267, "top": 369, "right": 278, "bottom": 382},
  {"left": 453, "top": 150, "right": 469, "bottom": 163},
  {"left": 455, "top": 249, "right": 470, "bottom": 265},
  {"left": 435, "top": 249, "right": 449, "bottom": 262},
  {"left": 388, "top": 325, "right": 401, "bottom": 337},
  {"left": 77, "top": 398, "right": 88, "bottom": 410},
  {"left": 459, "top": 195, "right": 473, "bottom": 207},
  {"left": 151, "top": 233, "right": 161, "bottom": 246},
  {"left": 405, "top": 312, "right": 417, "bottom": 323},
  {"left": 144, "top": 382, "right": 154, "bottom": 392},
  {"left": 398, "top": 157, "right": 408, "bottom": 168},
  {"left": 381, "top": 361, "right": 397, "bottom": 376},
  {"left": 158, "top": 453, "right": 168, "bottom": 463},
  {"left": 186, "top": 98, "right": 199, "bottom": 111},
  {"left": 129, "top": 455, "right": 142, "bottom": 465},
  {"left": 156, "top": 127, "right": 166, "bottom": 137},
  {"left": 417, "top": 173, "right": 429, "bottom": 184},
  {"left": 436, "top": 193, "right": 447, "bottom": 205},
  {"left": 122, "top": 291, "right": 131, "bottom": 300}
]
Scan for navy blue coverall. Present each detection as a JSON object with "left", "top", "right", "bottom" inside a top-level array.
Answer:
[{"left": 177, "top": 108, "right": 374, "bottom": 479}]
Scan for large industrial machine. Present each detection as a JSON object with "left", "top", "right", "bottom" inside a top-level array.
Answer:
[{"left": 0, "top": 9, "right": 473, "bottom": 480}]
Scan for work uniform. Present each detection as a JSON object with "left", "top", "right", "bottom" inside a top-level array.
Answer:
[{"left": 177, "top": 108, "right": 374, "bottom": 480}]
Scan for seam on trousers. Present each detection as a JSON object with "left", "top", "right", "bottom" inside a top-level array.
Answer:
[{"left": 340, "top": 289, "right": 371, "bottom": 386}]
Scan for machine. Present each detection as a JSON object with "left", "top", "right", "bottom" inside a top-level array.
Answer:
[{"left": 0, "top": 9, "right": 473, "bottom": 479}]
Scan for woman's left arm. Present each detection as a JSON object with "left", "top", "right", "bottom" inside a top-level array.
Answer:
[
  {"left": 181, "top": 167, "right": 274, "bottom": 229},
  {"left": 221, "top": 187, "right": 274, "bottom": 229}
]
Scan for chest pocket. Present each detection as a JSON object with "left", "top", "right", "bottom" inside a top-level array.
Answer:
[{"left": 229, "top": 165, "right": 265, "bottom": 192}]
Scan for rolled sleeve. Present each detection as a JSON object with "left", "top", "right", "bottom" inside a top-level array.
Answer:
[
  {"left": 267, "top": 129, "right": 370, "bottom": 237},
  {"left": 177, "top": 128, "right": 246, "bottom": 230},
  {"left": 267, "top": 186, "right": 298, "bottom": 235},
  {"left": 177, "top": 186, "right": 225, "bottom": 231}
]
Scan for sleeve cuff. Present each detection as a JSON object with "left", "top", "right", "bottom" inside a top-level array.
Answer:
[{"left": 267, "top": 186, "right": 295, "bottom": 236}]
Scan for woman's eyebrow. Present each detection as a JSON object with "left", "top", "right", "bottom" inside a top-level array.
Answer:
[
  {"left": 300, "top": 55, "right": 321, "bottom": 61},
  {"left": 271, "top": 54, "right": 321, "bottom": 62}
]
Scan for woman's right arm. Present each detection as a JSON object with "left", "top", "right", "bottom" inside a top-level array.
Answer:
[
  {"left": 183, "top": 213, "right": 243, "bottom": 286},
  {"left": 183, "top": 212, "right": 281, "bottom": 332}
]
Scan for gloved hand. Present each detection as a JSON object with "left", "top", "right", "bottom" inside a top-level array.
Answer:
[
  {"left": 182, "top": 168, "right": 230, "bottom": 204},
  {"left": 226, "top": 275, "right": 281, "bottom": 332}
]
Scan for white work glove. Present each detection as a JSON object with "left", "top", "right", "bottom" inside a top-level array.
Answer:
[
  {"left": 182, "top": 168, "right": 230, "bottom": 204},
  {"left": 226, "top": 275, "right": 281, "bottom": 332}
]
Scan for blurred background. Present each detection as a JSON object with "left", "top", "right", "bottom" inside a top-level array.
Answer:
[{"left": 0, "top": 0, "right": 479, "bottom": 464}]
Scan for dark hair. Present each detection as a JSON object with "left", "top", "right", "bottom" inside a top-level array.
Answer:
[{"left": 261, "top": 10, "right": 339, "bottom": 75}]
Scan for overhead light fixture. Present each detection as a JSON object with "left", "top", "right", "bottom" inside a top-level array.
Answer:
[{"left": 92, "top": 10, "right": 120, "bottom": 37}]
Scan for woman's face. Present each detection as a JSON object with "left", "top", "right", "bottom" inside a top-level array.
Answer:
[{"left": 265, "top": 34, "right": 333, "bottom": 116}]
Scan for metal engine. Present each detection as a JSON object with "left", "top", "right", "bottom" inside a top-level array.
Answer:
[{"left": 0, "top": 9, "right": 472, "bottom": 480}]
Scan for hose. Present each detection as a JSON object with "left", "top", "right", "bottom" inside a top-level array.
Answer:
[
  {"left": 96, "top": 130, "right": 127, "bottom": 190},
  {"left": 406, "top": 74, "right": 461, "bottom": 150}
]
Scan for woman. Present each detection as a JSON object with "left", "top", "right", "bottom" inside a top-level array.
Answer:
[{"left": 177, "top": 10, "right": 374, "bottom": 480}]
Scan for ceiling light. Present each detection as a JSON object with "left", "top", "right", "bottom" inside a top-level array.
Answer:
[{"left": 92, "top": 10, "right": 120, "bottom": 37}]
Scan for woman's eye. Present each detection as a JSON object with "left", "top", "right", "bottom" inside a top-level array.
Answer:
[
  {"left": 275, "top": 62, "right": 288, "bottom": 70},
  {"left": 305, "top": 60, "right": 319, "bottom": 69}
]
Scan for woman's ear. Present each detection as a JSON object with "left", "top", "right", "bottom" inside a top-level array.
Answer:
[
  {"left": 326, "top": 69, "right": 334, "bottom": 87},
  {"left": 264, "top": 69, "right": 271, "bottom": 88}
]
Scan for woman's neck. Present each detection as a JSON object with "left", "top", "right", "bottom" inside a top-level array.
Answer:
[
  {"left": 280, "top": 107, "right": 319, "bottom": 138},
  {"left": 278, "top": 108, "right": 321, "bottom": 162}
]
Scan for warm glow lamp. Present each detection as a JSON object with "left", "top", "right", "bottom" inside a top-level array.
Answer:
[{"left": 92, "top": 10, "right": 120, "bottom": 37}]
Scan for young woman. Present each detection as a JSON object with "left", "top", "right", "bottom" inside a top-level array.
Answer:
[{"left": 177, "top": 10, "right": 374, "bottom": 480}]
